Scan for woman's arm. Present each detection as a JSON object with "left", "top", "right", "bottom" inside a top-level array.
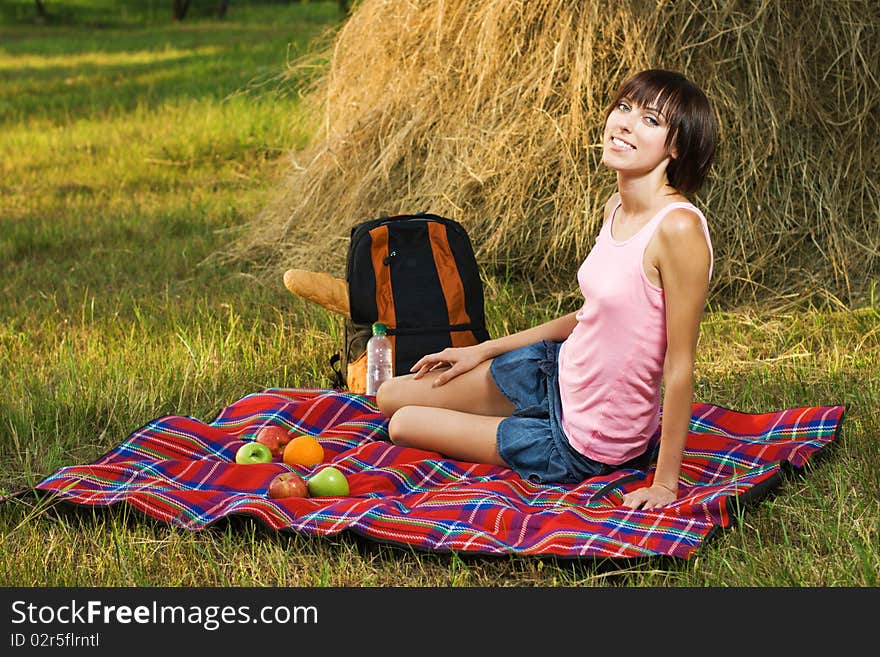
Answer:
[
  {"left": 477, "top": 312, "right": 578, "bottom": 359},
  {"left": 622, "top": 208, "right": 711, "bottom": 509},
  {"left": 410, "top": 312, "right": 578, "bottom": 385}
]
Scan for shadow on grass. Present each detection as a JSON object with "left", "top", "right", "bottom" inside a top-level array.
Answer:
[
  {"left": 0, "top": 3, "right": 340, "bottom": 124},
  {"left": 5, "top": 493, "right": 682, "bottom": 585},
  {"left": 0, "top": 1, "right": 343, "bottom": 32}
]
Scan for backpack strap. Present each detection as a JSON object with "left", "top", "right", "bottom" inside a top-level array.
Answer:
[{"left": 328, "top": 353, "right": 345, "bottom": 390}]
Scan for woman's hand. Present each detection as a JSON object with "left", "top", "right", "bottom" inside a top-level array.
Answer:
[
  {"left": 621, "top": 483, "right": 677, "bottom": 510},
  {"left": 410, "top": 344, "right": 490, "bottom": 387}
]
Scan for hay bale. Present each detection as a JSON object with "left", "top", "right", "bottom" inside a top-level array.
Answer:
[{"left": 232, "top": 0, "right": 880, "bottom": 310}]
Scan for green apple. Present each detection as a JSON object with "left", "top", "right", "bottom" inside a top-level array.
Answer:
[
  {"left": 235, "top": 441, "right": 273, "bottom": 464},
  {"left": 307, "top": 466, "right": 350, "bottom": 497}
]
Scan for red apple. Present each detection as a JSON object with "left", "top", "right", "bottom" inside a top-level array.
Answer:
[
  {"left": 268, "top": 472, "right": 309, "bottom": 499},
  {"left": 255, "top": 425, "right": 293, "bottom": 458}
]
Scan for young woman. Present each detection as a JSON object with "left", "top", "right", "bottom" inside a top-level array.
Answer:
[{"left": 376, "top": 69, "right": 718, "bottom": 510}]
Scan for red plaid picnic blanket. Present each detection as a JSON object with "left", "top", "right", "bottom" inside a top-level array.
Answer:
[{"left": 32, "top": 388, "right": 846, "bottom": 559}]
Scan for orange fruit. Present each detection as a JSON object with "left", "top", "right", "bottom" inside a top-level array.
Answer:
[{"left": 282, "top": 435, "right": 324, "bottom": 467}]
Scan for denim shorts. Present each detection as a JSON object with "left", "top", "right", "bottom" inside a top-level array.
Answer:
[{"left": 489, "top": 340, "right": 618, "bottom": 485}]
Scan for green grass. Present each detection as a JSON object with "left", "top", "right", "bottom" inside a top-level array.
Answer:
[{"left": 1, "top": 1, "right": 878, "bottom": 587}]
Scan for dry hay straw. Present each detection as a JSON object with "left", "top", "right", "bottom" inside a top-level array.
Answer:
[{"left": 230, "top": 0, "right": 880, "bottom": 311}]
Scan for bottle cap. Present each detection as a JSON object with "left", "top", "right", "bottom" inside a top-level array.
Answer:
[{"left": 372, "top": 323, "right": 387, "bottom": 336}]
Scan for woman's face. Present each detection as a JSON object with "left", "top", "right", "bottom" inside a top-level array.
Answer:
[{"left": 601, "top": 97, "right": 676, "bottom": 176}]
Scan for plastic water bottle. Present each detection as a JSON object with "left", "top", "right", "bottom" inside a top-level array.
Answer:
[{"left": 366, "top": 322, "right": 393, "bottom": 396}]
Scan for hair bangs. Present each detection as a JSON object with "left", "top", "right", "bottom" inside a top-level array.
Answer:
[{"left": 609, "top": 71, "right": 687, "bottom": 142}]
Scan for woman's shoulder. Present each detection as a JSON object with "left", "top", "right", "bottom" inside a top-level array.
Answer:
[
  {"left": 657, "top": 206, "right": 708, "bottom": 239},
  {"left": 659, "top": 199, "right": 708, "bottom": 230},
  {"left": 655, "top": 206, "right": 713, "bottom": 272}
]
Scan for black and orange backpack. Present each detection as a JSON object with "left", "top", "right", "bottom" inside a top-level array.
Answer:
[{"left": 333, "top": 212, "right": 491, "bottom": 393}]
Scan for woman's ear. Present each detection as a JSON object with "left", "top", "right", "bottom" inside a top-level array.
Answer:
[{"left": 668, "top": 133, "right": 679, "bottom": 160}]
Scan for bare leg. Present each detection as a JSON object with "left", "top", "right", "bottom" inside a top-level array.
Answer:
[
  {"left": 387, "top": 406, "right": 507, "bottom": 467},
  {"left": 375, "top": 360, "right": 515, "bottom": 466},
  {"left": 375, "top": 359, "right": 515, "bottom": 418}
]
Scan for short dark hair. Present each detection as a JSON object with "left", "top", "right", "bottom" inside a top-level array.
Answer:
[{"left": 605, "top": 69, "right": 718, "bottom": 195}]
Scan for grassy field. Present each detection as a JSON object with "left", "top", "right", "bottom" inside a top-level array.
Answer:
[{"left": 1, "top": 1, "right": 877, "bottom": 586}]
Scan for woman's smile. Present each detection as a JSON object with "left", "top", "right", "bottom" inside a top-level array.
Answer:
[{"left": 610, "top": 135, "right": 636, "bottom": 151}]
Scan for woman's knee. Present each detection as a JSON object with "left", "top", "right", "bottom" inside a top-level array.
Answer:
[
  {"left": 375, "top": 375, "right": 410, "bottom": 417},
  {"left": 386, "top": 405, "right": 419, "bottom": 446}
]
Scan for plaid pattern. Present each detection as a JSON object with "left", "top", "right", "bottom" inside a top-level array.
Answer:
[{"left": 33, "top": 388, "right": 846, "bottom": 559}]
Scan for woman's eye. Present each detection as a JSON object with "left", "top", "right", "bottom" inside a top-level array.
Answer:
[
  {"left": 617, "top": 102, "right": 630, "bottom": 112},
  {"left": 645, "top": 115, "right": 659, "bottom": 126}
]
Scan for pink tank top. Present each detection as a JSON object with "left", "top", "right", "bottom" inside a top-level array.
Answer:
[{"left": 557, "top": 200, "right": 713, "bottom": 465}]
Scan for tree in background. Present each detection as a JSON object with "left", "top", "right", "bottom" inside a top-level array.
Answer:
[
  {"left": 28, "top": 1, "right": 350, "bottom": 24},
  {"left": 174, "top": 1, "right": 348, "bottom": 21},
  {"left": 34, "top": 0, "right": 48, "bottom": 21},
  {"left": 172, "top": 0, "right": 190, "bottom": 21}
]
